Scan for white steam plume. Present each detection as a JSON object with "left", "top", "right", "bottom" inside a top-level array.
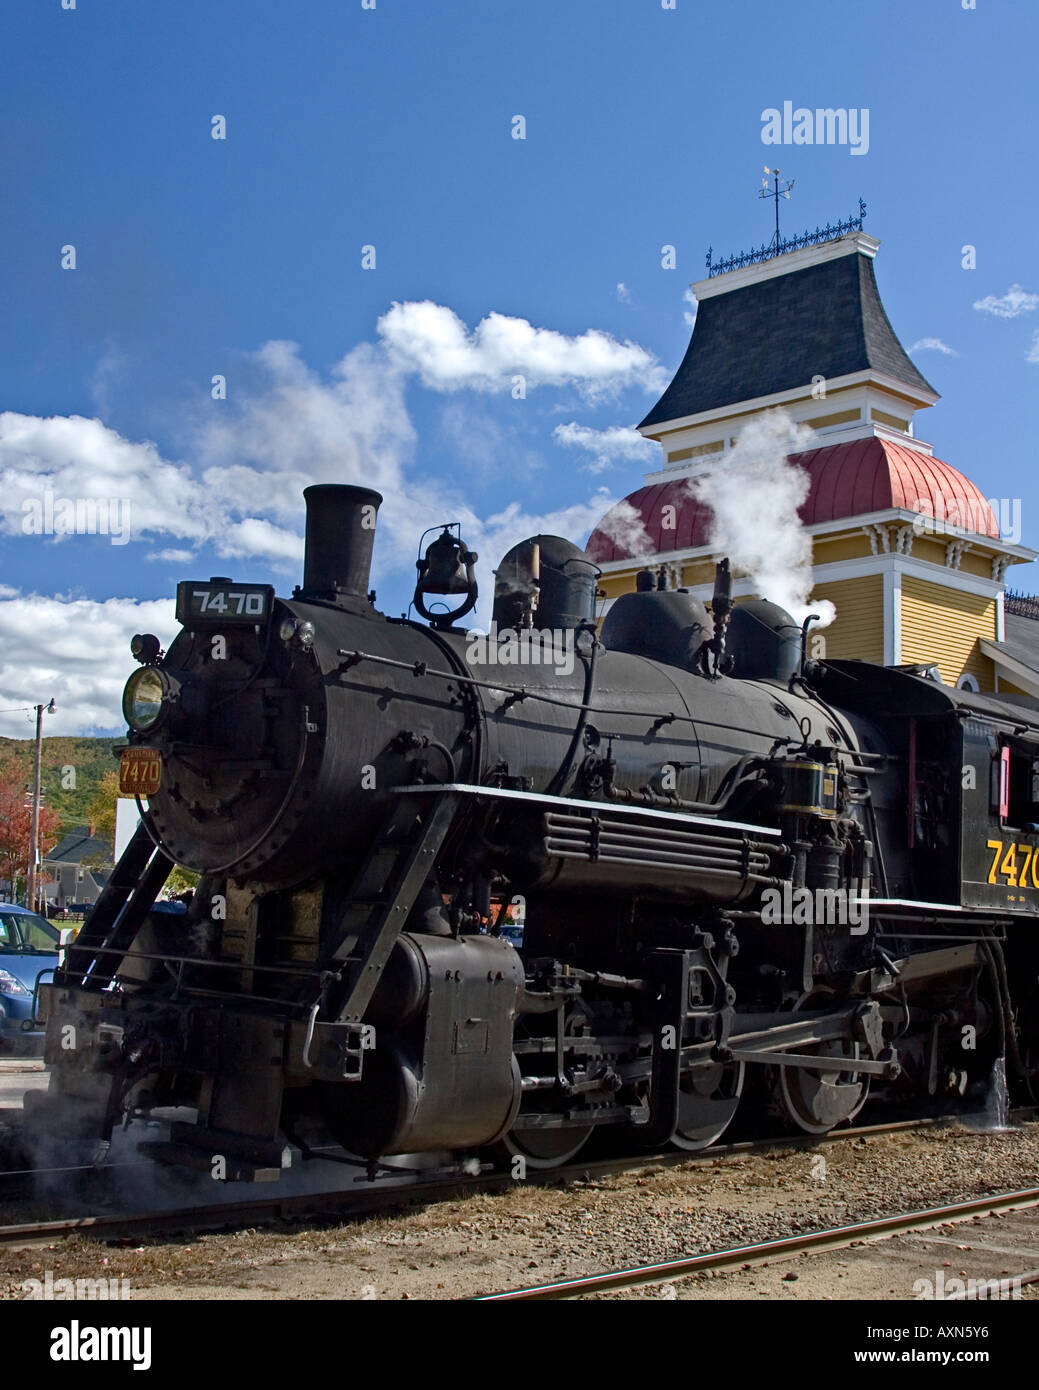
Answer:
[
  {"left": 593, "top": 497, "right": 654, "bottom": 561},
  {"left": 686, "top": 411, "right": 835, "bottom": 628}
]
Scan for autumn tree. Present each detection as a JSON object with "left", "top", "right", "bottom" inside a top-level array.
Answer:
[
  {"left": 87, "top": 770, "right": 120, "bottom": 846},
  {"left": 0, "top": 765, "right": 62, "bottom": 901},
  {"left": 166, "top": 864, "right": 201, "bottom": 894},
  {"left": 84, "top": 772, "right": 198, "bottom": 891}
]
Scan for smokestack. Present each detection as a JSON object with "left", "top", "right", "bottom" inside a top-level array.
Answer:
[{"left": 301, "top": 484, "right": 383, "bottom": 607}]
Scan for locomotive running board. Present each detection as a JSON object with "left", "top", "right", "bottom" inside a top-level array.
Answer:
[{"left": 392, "top": 782, "right": 781, "bottom": 838}]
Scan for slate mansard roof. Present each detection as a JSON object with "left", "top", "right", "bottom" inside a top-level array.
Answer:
[{"left": 639, "top": 249, "right": 937, "bottom": 430}]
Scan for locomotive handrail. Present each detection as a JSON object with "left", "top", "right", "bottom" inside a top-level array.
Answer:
[
  {"left": 338, "top": 647, "right": 889, "bottom": 755},
  {"left": 391, "top": 782, "right": 784, "bottom": 838},
  {"left": 43, "top": 939, "right": 326, "bottom": 977},
  {"left": 339, "top": 647, "right": 702, "bottom": 725},
  {"left": 302, "top": 997, "right": 321, "bottom": 1068}
]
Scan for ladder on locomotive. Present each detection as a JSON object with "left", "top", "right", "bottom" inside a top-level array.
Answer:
[
  {"left": 60, "top": 822, "right": 174, "bottom": 988},
  {"left": 328, "top": 789, "right": 461, "bottom": 1023}
]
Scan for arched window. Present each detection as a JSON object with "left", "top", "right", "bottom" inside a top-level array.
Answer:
[{"left": 957, "top": 673, "right": 980, "bottom": 693}]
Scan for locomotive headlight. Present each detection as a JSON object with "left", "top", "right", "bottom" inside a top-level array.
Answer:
[
  {"left": 279, "top": 617, "right": 316, "bottom": 649},
  {"left": 122, "top": 667, "right": 166, "bottom": 731}
]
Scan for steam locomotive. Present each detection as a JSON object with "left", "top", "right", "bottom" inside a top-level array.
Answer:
[{"left": 33, "top": 485, "right": 1039, "bottom": 1178}]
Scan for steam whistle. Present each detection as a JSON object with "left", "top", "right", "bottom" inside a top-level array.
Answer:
[
  {"left": 522, "top": 540, "right": 541, "bottom": 630},
  {"left": 698, "top": 558, "right": 736, "bottom": 679},
  {"left": 491, "top": 539, "right": 541, "bottom": 630}
]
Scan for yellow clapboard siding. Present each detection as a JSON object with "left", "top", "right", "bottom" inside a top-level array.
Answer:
[
  {"left": 959, "top": 551, "right": 995, "bottom": 580},
  {"left": 598, "top": 572, "right": 636, "bottom": 600},
  {"left": 682, "top": 558, "right": 716, "bottom": 587},
  {"left": 810, "top": 575, "right": 884, "bottom": 663},
  {"left": 911, "top": 537, "right": 948, "bottom": 568},
  {"left": 812, "top": 533, "right": 874, "bottom": 564},
  {"left": 900, "top": 574, "right": 996, "bottom": 686}
]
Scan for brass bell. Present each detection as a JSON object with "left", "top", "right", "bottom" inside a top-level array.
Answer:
[{"left": 416, "top": 528, "right": 477, "bottom": 596}]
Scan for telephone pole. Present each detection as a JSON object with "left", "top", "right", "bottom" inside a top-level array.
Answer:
[{"left": 25, "top": 698, "right": 55, "bottom": 912}]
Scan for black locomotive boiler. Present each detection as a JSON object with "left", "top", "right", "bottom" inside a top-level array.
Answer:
[{"left": 35, "top": 485, "right": 1039, "bottom": 1176}]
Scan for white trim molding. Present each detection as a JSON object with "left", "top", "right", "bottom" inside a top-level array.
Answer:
[
  {"left": 638, "top": 368, "right": 938, "bottom": 442},
  {"left": 979, "top": 640, "right": 1039, "bottom": 699},
  {"left": 690, "top": 232, "right": 879, "bottom": 301},
  {"left": 590, "top": 514, "right": 1035, "bottom": 580},
  {"left": 884, "top": 567, "right": 900, "bottom": 665},
  {"left": 812, "top": 552, "right": 1004, "bottom": 601}
]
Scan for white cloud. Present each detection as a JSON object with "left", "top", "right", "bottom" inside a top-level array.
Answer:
[
  {"left": 0, "top": 340, "right": 417, "bottom": 577},
  {"left": 218, "top": 518, "right": 305, "bottom": 564},
  {"left": 436, "top": 400, "right": 537, "bottom": 475},
  {"left": 1028, "top": 331, "right": 1039, "bottom": 365},
  {"left": 683, "top": 287, "right": 698, "bottom": 329},
  {"left": 376, "top": 301, "right": 667, "bottom": 398},
  {"left": 89, "top": 343, "right": 131, "bottom": 417},
  {"left": 0, "top": 592, "right": 177, "bottom": 738},
  {"left": 195, "top": 340, "right": 414, "bottom": 498},
  {"left": 553, "top": 422, "right": 656, "bottom": 473},
  {"left": 2, "top": 305, "right": 662, "bottom": 581},
  {"left": 973, "top": 284, "right": 1039, "bottom": 319},
  {"left": 146, "top": 549, "right": 195, "bottom": 564},
  {"left": 0, "top": 479, "right": 628, "bottom": 734},
  {"left": 615, "top": 282, "right": 631, "bottom": 304},
  {"left": 0, "top": 301, "right": 666, "bottom": 733},
  {"left": 910, "top": 337, "right": 957, "bottom": 356},
  {"left": 0, "top": 412, "right": 205, "bottom": 543},
  {"left": 467, "top": 493, "right": 622, "bottom": 572}
]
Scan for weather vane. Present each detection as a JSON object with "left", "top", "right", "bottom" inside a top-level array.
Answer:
[{"left": 759, "top": 166, "right": 795, "bottom": 253}]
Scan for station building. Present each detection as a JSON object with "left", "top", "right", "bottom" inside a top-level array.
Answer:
[{"left": 587, "top": 227, "right": 1038, "bottom": 694}]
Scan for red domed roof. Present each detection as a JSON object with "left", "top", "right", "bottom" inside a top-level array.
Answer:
[{"left": 586, "top": 437, "right": 999, "bottom": 563}]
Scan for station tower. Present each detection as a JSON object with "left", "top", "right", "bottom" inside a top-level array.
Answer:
[{"left": 587, "top": 214, "right": 1035, "bottom": 692}]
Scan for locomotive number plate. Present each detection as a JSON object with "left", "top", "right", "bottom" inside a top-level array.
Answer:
[
  {"left": 119, "top": 747, "right": 162, "bottom": 797},
  {"left": 985, "top": 837, "right": 1039, "bottom": 890},
  {"left": 176, "top": 581, "right": 274, "bottom": 626}
]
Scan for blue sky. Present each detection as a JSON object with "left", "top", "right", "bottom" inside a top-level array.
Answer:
[{"left": 1, "top": 0, "right": 1037, "bottom": 736}]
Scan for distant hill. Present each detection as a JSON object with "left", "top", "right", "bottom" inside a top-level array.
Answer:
[{"left": 0, "top": 735, "right": 121, "bottom": 840}]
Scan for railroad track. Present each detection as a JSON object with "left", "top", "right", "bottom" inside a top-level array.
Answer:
[
  {"left": 476, "top": 1188, "right": 1039, "bottom": 1300},
  {"left": 0, "top": 1109, "right": 1032, "bottom": 1249}
]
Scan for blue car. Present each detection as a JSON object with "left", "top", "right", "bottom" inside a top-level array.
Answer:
[{"left": 0, "top": 903, "right": 62, "bottom": 1052}]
